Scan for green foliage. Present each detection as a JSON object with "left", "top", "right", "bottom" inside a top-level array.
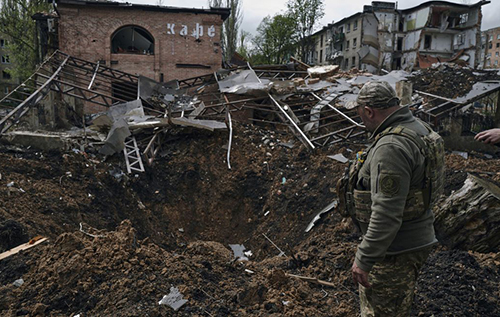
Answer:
[
  {"left": 0, "top": 0, "right": 52, "bottom": 81},
  {"left": 251, "top": 14, "right": 297, "bottom": 65},
  {"left": 209, "top": 0, "right": 242, "bottom": 63},
  {"left": 236, "top": 30, "right": 251, "bottom": 60},
  {"left": 287, "top": 0, "right": 324, "bottom": 61},
  {"left": 249, "top": 0, "right": 324, "bottom": 64}
]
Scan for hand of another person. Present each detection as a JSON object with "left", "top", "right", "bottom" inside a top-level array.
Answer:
[
  {"left": 352, "top": 261, "right": 372, "bottom": 288},
  {"left": 475, "top": 128, "right": 500, "bottom": 145}
]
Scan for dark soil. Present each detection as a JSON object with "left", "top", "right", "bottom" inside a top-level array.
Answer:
[
  {"left": 0, "top": 121, "right": 499, "bottom": 316},
  {"left": 410, "top": 65, "right": 500, "bottom": 99}
]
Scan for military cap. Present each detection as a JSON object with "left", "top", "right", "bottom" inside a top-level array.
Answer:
[{"left": 345, "top": 81, "right": 400, "bottom": 109}]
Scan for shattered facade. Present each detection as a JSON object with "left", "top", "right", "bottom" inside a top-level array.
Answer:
[{"left": 309, "top": 0, "right": 489, "bottom": 72}]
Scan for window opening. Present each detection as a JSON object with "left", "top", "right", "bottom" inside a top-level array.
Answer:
[
  {"left": 112, "top": 26, "right": 154, "bottom": 55},
  {"left": 424, "top": 35, "right": 432, "bottom": 50}
]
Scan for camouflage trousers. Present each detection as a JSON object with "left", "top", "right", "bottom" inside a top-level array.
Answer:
[{"left": 359, "top": 247, "right": 432, "bottom": 317}]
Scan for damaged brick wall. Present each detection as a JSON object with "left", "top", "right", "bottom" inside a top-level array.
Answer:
[{"left": 57, "top": 5, "right": 224, "bottom": 83}]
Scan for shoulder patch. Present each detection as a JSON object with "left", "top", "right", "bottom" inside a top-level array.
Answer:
[{"left": 379, "top": 174, "right": 400, "bottom": 197}]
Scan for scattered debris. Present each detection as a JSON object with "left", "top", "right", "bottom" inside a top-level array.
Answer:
[
  {"left": 286, "top": 273, "right": 337, "bottom": 288},
  {"left": 262, "top": 233, "right": 286, "bottom": 257},
  {"left": 305, "top": 200, "right": 339, "bottom": 233},
  {"left": 328, "top": 153, "right": 349, "bottom": 164},
  {"left": 13, "top": 278, "right": 24, "bottom": 287},
  {"left": 229, "top": 244, "right": 250, "bottom": 261},
  {"left": 158, "top": 287, "right": 188, "bottom": 311}
]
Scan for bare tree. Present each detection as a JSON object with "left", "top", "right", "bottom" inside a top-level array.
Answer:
[{"left": 208, "top": 0, "right": 242, "bottom": 64}]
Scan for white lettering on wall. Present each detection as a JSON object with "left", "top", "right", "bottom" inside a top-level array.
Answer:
[
  {"left": 191, "top": 23, "right": 203, "bottom": 39},
  {"left": 180, "top": 25, "right": 188, "bottom": 36},
  {"left": 167, "top": 23, "right": 175, "bottom": 35},
  {"left": 167, "top": 23, "right": 216, "bottom": 38},
  {"left": 207, "top": 25, "right": 215, "bottom": 38}
]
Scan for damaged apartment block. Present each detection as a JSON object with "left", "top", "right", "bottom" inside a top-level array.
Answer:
[{"left": 309, "top": 0, "right": 490, "bottom": 72}]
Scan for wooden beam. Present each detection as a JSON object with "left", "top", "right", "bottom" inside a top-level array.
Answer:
[{"left": 0, "top": 237, "right": 48, "bottom": 261}]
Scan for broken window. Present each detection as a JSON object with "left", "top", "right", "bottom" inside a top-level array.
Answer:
[
  {"left": 344, "top": 58, "right": 349, "bottom": 68},
  {"left": 4, "top": 86, "right": 9, "bottom": 94},
  {"left": 351, "top": 56, "right": 356, "bottom": 68},
  {"left": 320, "top": 50, "right": 323, "bottom": 63},
  {"left": 489, "top": 43, "right": 493, "bottom": 49},
  {"left": 320, "top": 34, "right": 324, "bottom": 47},
  {"left": 424, "top": 35, "right": 432, "bottom": 50},
  {"left": 497, "top": 43, "right": 500, "bottom": 48},
  {"left": 495, "top": 60, "right": 499, "bottom": 66},
  {"left": 354, "top": 20, "right": 358, "bottom": 31},
  {"left": 2, "top": 70, "right": 10, "bottom": 79},
  {"left": 1, "top": 55, "right": 10, "bottom": 64},
  {"left": 346, "top": 40, "right": 350, "bottom": 50},
  {"left": 397, "top": 37, "right": 403, "bottom": 51},
  {"left": 459, "top": 13, "right": 468, "bottom": 25},
  {"left": 347, "top": 23, "right": 351, "bottom": 32},
  {"left": 498, "top": 34, "right": 500, "bottom": 40},
  {"left": 0, "top": 39, "right": 5, "bottom": 48},
  {"left": 353, "top": 38, "right": 357, "bottom": 48},
  {"left": 490, "top": 35, "right": 493, "bottom": 42},
  {"left": 112, "top": 26, "right": 154, "bottom": 55},
  {"left": 455, "top": 33, "right": 465, "bottom": 46}
]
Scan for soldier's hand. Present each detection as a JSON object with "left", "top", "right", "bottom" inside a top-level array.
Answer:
[
  {"left": 352, "top": 261, "right": 372, "bottom": 288},
  {"left": 475, "top": 128, "right": 500, "bottom": 145}
]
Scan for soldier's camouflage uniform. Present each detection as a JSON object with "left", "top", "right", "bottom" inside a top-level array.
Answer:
[{"left": 340, "top": 81, "right": 445, "bottom": 316}]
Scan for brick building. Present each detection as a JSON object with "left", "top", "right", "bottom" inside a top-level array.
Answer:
[
  {"left": 482, "top": 27, "right": 500, "bottom": 69},
  {"left": 55, "top": 0, "right": 230, "bottom": 82}
]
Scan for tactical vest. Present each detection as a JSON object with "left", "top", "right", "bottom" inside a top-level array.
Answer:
[{"left": 336, "top": 121, "right": 445, "bottom": 223}]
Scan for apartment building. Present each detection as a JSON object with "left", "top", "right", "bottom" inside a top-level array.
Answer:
[
  {"left": 482, "top": 27, "right": 500, "bottom": 69},
  {"left": 309, "top": 0, "right": 489, "bottom": 72}
]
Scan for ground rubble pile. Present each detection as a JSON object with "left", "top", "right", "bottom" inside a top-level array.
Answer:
[
  {"left": 1, "top": 53, "right": 500, "bottom": 315},
  {"left": 409, "top": 63, "right": 500, "bottom": 99},
  {"left": 0, "top": 120, "right": 499, "bottom": 315}
]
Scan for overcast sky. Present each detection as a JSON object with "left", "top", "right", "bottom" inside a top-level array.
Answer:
[{"left": 125, "top": 0, "right": 499, "bottom": 35}]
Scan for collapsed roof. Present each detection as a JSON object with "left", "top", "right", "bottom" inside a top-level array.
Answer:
[{"left": 1, "top": 50, "right": 500, "bottom": 172}]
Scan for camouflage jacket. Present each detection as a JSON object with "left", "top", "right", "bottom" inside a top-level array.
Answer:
[{"left": 353, "top": 106, "right": 441, "bottom": 272}]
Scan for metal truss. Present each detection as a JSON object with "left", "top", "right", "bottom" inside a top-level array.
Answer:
[{"left": 0, "top": 50, "right": 139, "bottom": 134}]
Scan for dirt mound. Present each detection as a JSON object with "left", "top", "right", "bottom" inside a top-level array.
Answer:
[
  {"left": 0, "top": 122, "right": 500, "bottom": 316},
  {"left": 415, "top": 249, "right": 500, "bottom": 316},
  {"left": 410, "top": 65, "right": 500, "bottom": 99}
]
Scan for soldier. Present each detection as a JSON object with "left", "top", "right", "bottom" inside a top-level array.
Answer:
[{"left": 338, "top": 81, "right": 445, "bottom": 316}]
